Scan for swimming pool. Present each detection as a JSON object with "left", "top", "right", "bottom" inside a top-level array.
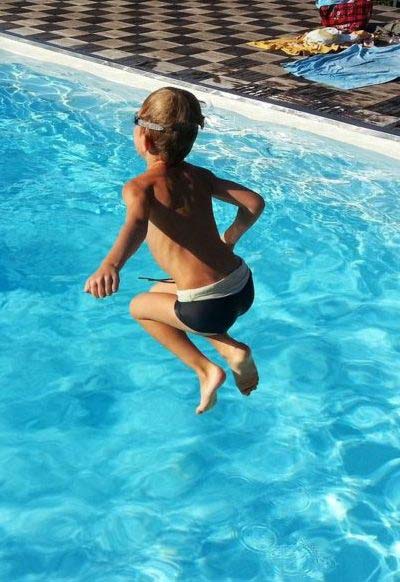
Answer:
[{"left": 1, "top": 46, "right": 400, "bottom": 581}]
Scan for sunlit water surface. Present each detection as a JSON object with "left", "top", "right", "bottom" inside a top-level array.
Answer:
[{"left": 1, "top": 50, "right": 400, "bottom": 581}]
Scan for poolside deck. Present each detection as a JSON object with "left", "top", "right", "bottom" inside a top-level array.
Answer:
[{"left": 1, "top": 0, "right": 399, "bottom": 135}]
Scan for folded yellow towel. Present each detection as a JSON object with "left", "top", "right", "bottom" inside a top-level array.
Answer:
[{"left": 248, "top": 35, "right": 341, "bottom": 56}]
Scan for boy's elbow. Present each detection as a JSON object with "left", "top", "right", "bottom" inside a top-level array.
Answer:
[{"left": 250, "top": 195, "right": 265, "bottom": 216}]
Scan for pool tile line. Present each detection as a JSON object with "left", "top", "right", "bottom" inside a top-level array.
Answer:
[
  {"left": 0, "top": 0, "right": 399, "bottom": 134},
  {"left": 1, "top": 33, "right": 399, "bottom": 162}
]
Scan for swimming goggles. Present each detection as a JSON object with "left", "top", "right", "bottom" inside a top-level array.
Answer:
[
  {"left": 134, "top": 113, "right": 165, "bottom": 132},
  {"left": 134, "top": 112, "right": 205, "bottom": 131}
]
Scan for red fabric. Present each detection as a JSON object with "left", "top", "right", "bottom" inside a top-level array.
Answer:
[{"left": 319, "top": 0, "right": 374, "bottom": 31}]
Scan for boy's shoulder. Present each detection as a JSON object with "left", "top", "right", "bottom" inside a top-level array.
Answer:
[
  {"left": 184, "top": 161, "right": 214, "bottom": 177},
  {"left": 187, "top": 162, "right": 217, "bottom": 185},
  {"left": 121, "top": 173, "right": 152, "bottom": 210},
  {"left": 122, "top": 170, "right": 154, "bottom": 199}
]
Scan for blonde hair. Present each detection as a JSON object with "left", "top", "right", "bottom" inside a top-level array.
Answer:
[{"left": 139, "top": 87, "right": 204, "bottom": 165}]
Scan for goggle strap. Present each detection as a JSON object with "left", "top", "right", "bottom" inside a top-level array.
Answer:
[{"left": 135, "top": 113, "right": 204, "bottom": 132}]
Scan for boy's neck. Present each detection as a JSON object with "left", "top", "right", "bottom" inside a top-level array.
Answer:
[
  {"left": 144, "top": 153, "right": 186, "bottom": 170},
  {"left": 145, "top": 153, "right": 166, "bottom": 169}
]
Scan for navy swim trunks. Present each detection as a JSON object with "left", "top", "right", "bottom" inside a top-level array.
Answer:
[{"left": 174, "top": 261, "right": 254, "bottom": 335}]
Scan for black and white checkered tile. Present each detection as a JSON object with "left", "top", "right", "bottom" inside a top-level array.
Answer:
[{"left": 0, "top": 0, "right": 399, "bottom": 133}]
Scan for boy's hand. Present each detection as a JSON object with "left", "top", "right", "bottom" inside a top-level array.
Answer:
[
  {"left": 221, "top": 232, "right": 235, "bottom": 251},
  {"left": 84, "top": 263, "right": 120, "bottom": 298}
]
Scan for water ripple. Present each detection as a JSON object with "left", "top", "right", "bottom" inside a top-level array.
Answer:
[{"left": 0, "top": 50, "right": 400, "bottom": 580}]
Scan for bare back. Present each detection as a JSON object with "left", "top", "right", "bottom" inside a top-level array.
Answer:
[{"left": 143, "top": 162, "right": 240, "bottom": 290}]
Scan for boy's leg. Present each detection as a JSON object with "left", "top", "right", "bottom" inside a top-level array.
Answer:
[
  {"left": 147, "top": 283, "right": 258, "bottom": 396},
  {"left": 130, "top": 291, "right": 225, "bottom": 414}
]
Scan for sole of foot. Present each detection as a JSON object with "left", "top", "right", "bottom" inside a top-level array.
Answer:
[
  {"left": 196, "top": 366, "right": 226, "bottom": 415},
  {"left": 231, "top": 350, "right": 259, "bottom": 397}
]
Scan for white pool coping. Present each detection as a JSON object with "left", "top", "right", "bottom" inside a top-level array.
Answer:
[{"left": 1, "top": 33, "right": 400, "bottom": 161}]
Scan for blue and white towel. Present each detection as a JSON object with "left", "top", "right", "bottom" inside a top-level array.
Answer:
[{"left": 283, "top": 44, "right": 400, "bottom": 90}]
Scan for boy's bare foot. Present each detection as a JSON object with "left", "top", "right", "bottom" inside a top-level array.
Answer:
[
  {"left": 196, "top": 364, "right": 226, "bottom": 415},
  {"left": 226, "top": 344, "right": 259, "bottom": 396}
]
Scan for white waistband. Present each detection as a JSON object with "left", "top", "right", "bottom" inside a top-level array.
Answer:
[{"left": 177, "top": 260, "right": 250, "bottom": 302}]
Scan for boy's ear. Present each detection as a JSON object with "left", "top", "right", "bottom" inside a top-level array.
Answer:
[{"left": 144, "top": 133, "right": 158, "bottom": 155}]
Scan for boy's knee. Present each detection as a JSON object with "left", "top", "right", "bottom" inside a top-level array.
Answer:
[{"left": 129, "top": 294, "right": 144, "bottom": 319}]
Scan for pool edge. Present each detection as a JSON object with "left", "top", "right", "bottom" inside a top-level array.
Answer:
[{"left": 1, "top": 32, "right": 400, "bottom": 162}]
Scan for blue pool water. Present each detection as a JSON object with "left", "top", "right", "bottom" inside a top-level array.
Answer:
[{"left": 1, "top": 49, "right": 400, "bottom": 581}]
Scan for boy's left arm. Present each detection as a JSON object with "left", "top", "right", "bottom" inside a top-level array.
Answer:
[{"left": 84, "top": 180, "right": 150, "bottom": 299}]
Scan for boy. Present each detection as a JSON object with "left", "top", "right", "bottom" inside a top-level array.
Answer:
[{"left": 84, "top": 87, "right": 265, "bottom": 414}]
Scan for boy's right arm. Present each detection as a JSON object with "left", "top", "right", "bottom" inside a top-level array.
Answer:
[
  {"left": 84, "top": 179, "right": 149, "bottom": 299},
  {"left": 208, "top": 171, "right": 265, "bottom": 248}
]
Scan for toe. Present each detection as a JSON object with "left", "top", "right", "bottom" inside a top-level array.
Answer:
[
  {"left": 196, "top": 400, "right": 209, "bottom": 414},
  {"left": 241, "top": 384, "right": 258, "bottom": 396},
  {"left": 196, "top": 394, "right": 217, "bottom": 414}
]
